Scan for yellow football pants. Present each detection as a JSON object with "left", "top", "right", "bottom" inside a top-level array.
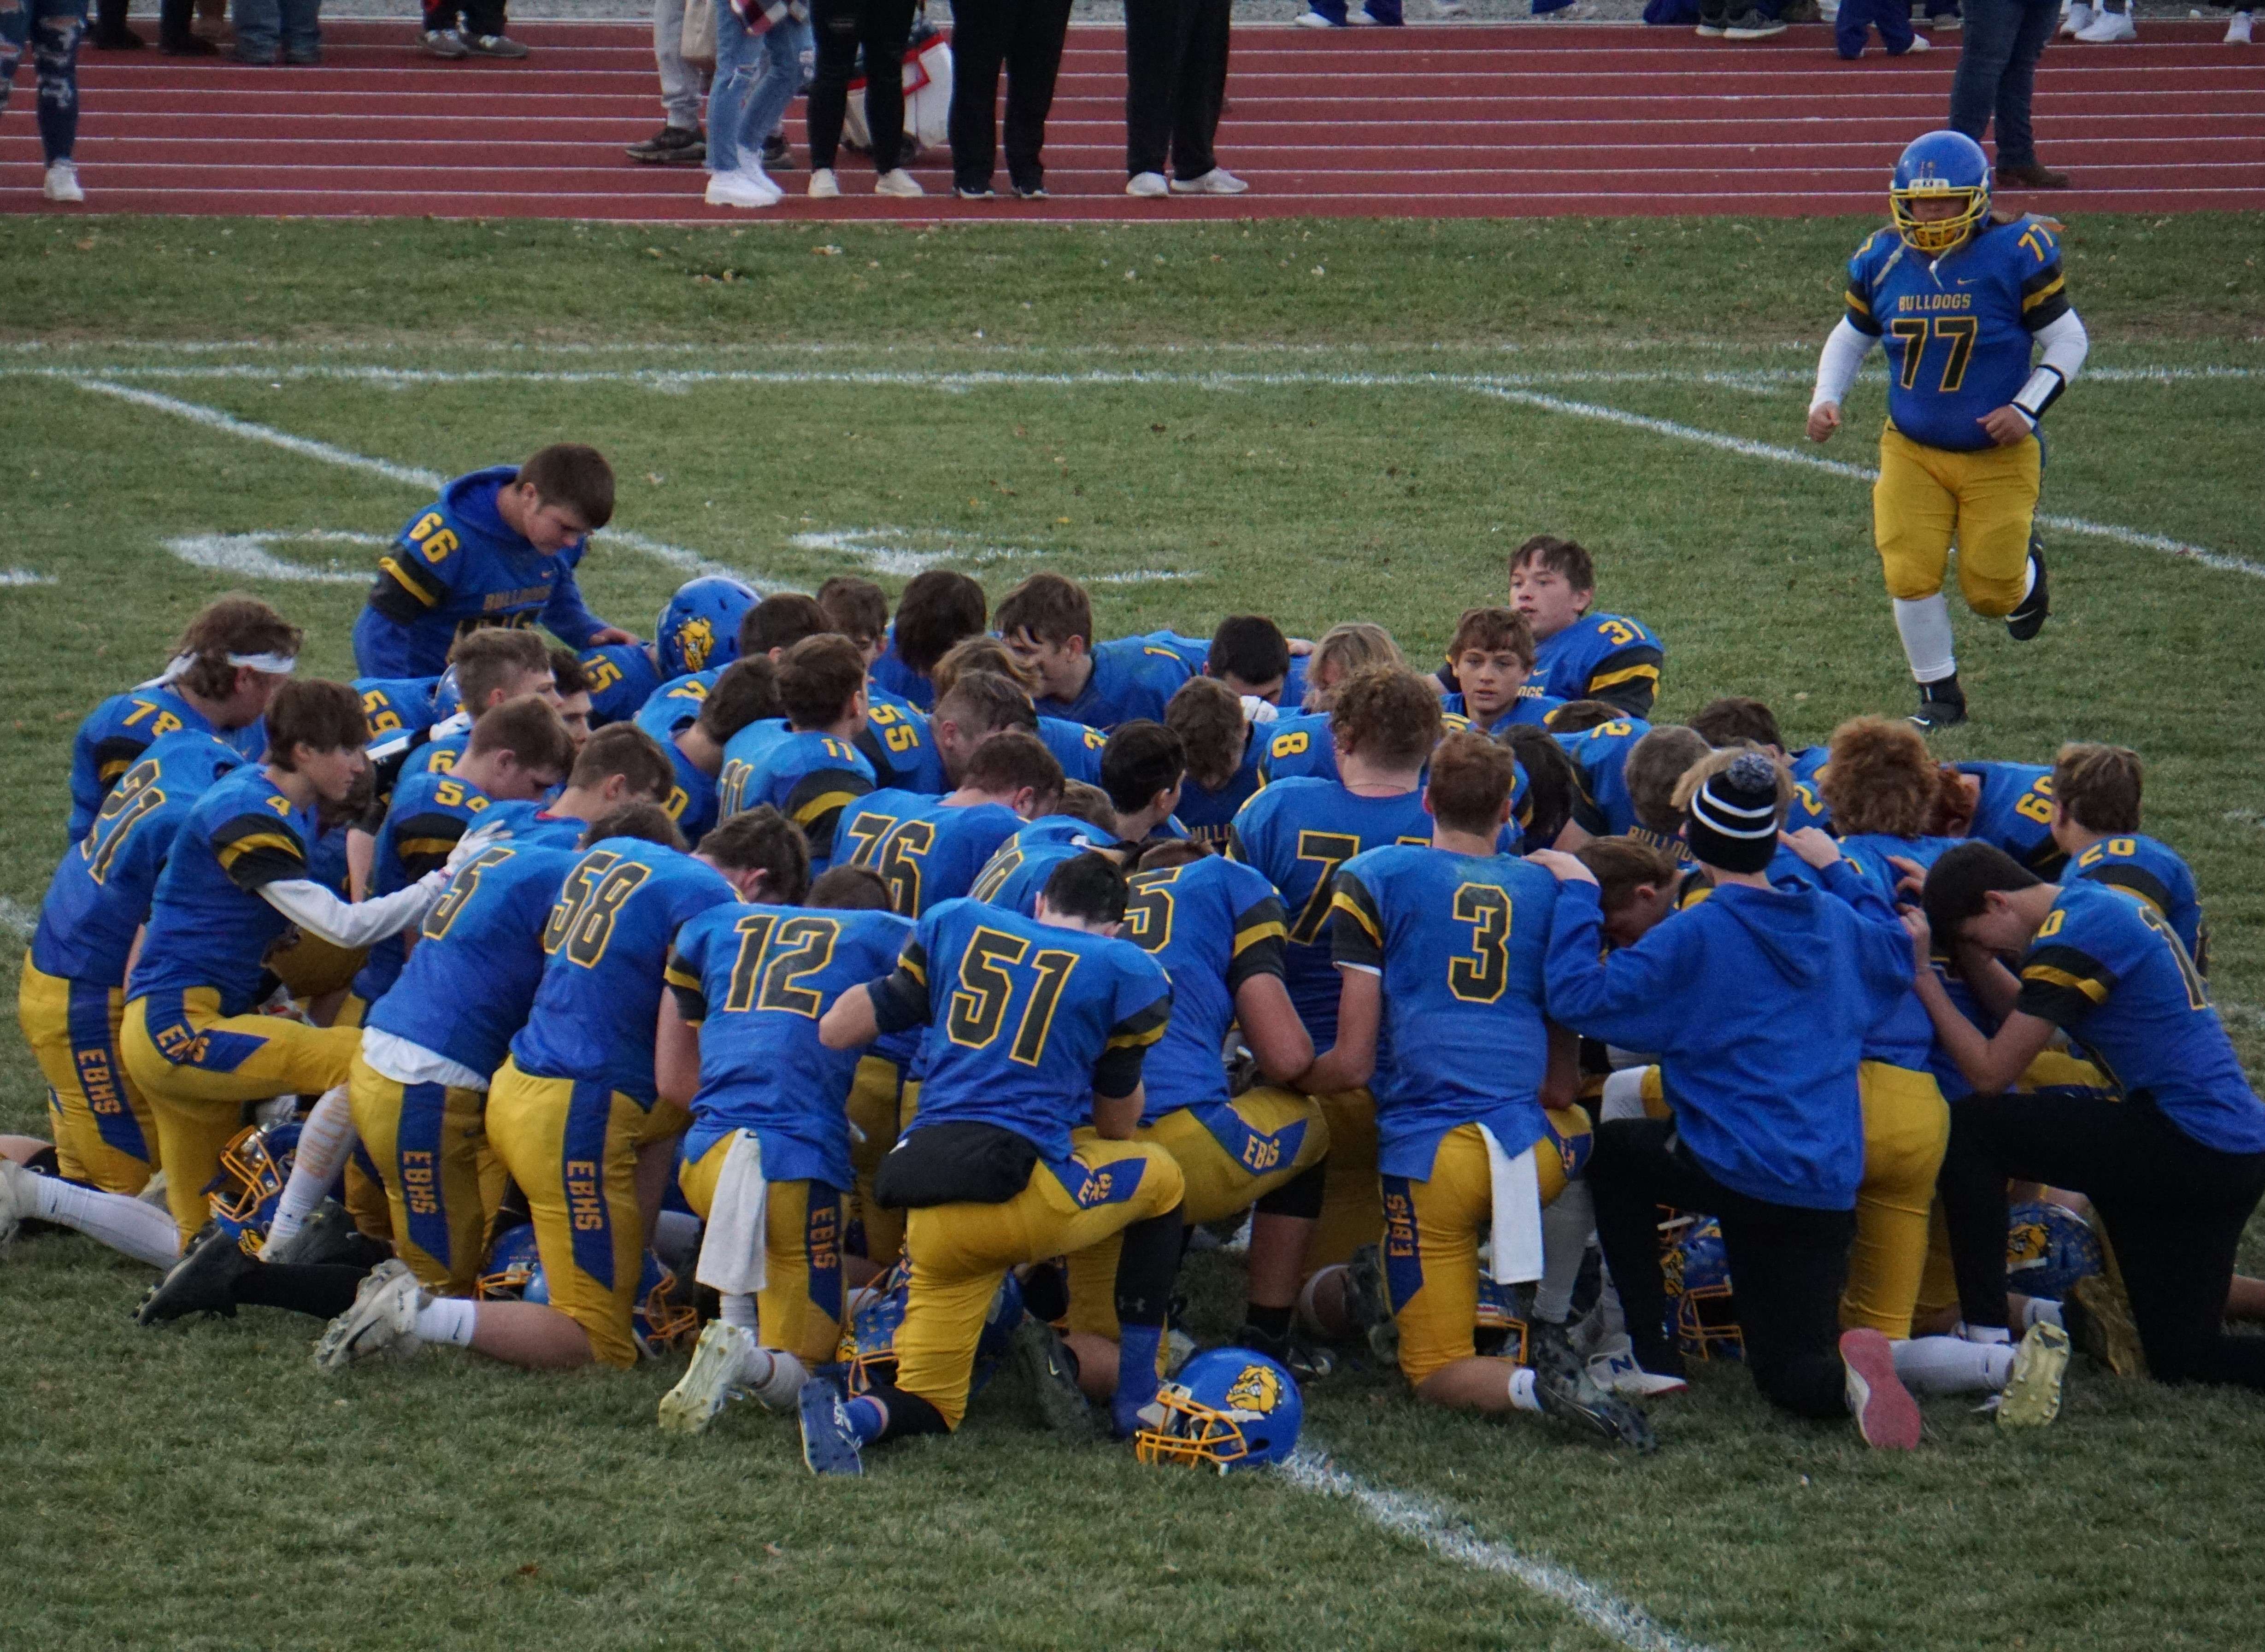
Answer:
[
  {"left": 1379, "top": 1113, "right": 1591, "bottom": 1388},
  {"left": 19, "top": 958, "right": 157, "bottom": 1195},
  {"left": 896, "top": 1132, "right": 1184, "bottom": 1429},
  {"left": 1065, "top": 1087, "right": 1331, "bottom": 1340},
  {"left": 679, "top": 1132, "right": 850, "bottom": 1367},
  {"left": 486, "top": 1058, "right": 686, "bottom": 1369},
  {"left": 122, "top": 988, "right": 358, "bottom": 1245},
  {"left": 1840, "top": 1061, "right": 1953, "bottom": 1339},
  {"left": 263, "top": 931, "right": 369, "bottom": 1005},
  {"left": 1873, "top": 423, "right": 2041, "bottom": 615},
  {"left": 1305, "top": 1087, "right": 1380, "bottom": 1272},
  {"left": 349, "top": 1051, "right": 488, "bottom": 1295},
  {"left": 845, "top": 1054, "right": 911, "bottom": 1265}
]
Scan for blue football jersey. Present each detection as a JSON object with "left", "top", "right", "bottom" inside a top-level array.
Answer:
[
  {"left": 835, "top": 790, "right": 1026, "bottom": 918},
  {"left": 33, "top": 733, "right": 247, "bottom": 988},
  {"left": 637, "top": 668, "right": 724, "bottom": 735},
  {"left": 67, "top": 682, "right": 255, "bottom": 845},
  {"left": 2062, "top": 833, "right": 2205, "bottom": 969},
  {"left": 666, "top": 903, "right": 916, "bottom": 1190},
  {"left": 1227, "top": 779, "right": 1434, "bottom": 1046},
  {"left": 577, "top": 642, "right": 664, "bottom": 728},
  {"left": 870, "top": 897, "right": 1171, "bottom": 1162},
  {"left": 1038, "top": 637, "right": 1192, "bottom": 731},
  {"left": 1555, "top": 717, "right": 1649, "bottom": 837},
  {"left": 1037, "top": 716, "right": 1108, "bottom": 785},
  {"left": 352, "top": 769, "right": 501, "bottom": 1006},
  {"left": 1331, "top": 845, "right": 1561, "bottom": 1178},
  {"left": 1441, "top": 690, "right": 1567, "bottom": 736},
  {"left": 971, "top": 815, "right": 1118, "bottom": 917},
  {"left": 1845, "top": 215, "right": 2071, "bottom": 453},
  {"left": 1174, "top": 726, "right": 1264, "bottom": 852},
  {"left": 869, "top": 634, "right": 934, "bottom": 711},
  {"left": 366, "top": 842, "right": 577, "bottom": 1081},
  {"left": 717, "top": 730, "right": 875, "bottom": 875},
  {"left": 860, "top": 687, "right": 948, "bottom": 794},
  {"left": 1956, "top": 761, "right": 2062, "bottom": 874},
  {"left": 351, "top": 466, "right": 607, "bottom": 679},
  {"left": 1255, "top": 712, "right": 1339, "bottom": 785},
  {"left": 1122, "top": 855, "right": 1288, "bottom": 1119},
  {"left": 1530, "top": 613, "right": 1662, "bottom": 714},
  {"left": 483, "top": 800, "right": 594, "bottom": 850},
  {"left": 713, "top": 717, "right": 792, "bottom": 828},
  {"left": 2016, "top": 881, "right": 2263, "bottom": 1154},
  {"left": 127, "top": 763, "right": 319, "bottom": 1016},
  {"left": 354, "top": 676, "right": 442, "bottom": 747},
  {"left": 508, "top": 838, "right": 741, "bottom": 1105},
  {"left": 1786, "top": 746, "right": 1833, "bottom": 832}
]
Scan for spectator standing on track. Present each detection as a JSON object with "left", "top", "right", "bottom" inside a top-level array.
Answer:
[
  {"left": 628, "top": 0, "right": 713, "bottom": 166},
  {"left": 703, "top": 0, "right": 812, "bottom": 208},
  {"left": 1, "top": 0, "right": 87, "bottom": 200},
  {"left": 947, "top": 0, "right": 1073, "bottom": 198},
  {"left": 1949, "top": 0, "right": 2069, "bottom": 186},
  {"left": 1124, "top": 0, "right": 1244, "bottom": 198},
  {"left": 231, "top": 0, "right": 321, "bottom": 63},
  {"left": 420, "top": 0, "right": 529, "bottom": 57},
  {"left": 1837, "top": 0, "right": 1932, "bottom": 52},
  {"left": 804, "top": 0, "right": 924, "bottom": 198}
]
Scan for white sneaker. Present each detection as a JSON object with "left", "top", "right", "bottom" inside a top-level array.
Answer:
[
  {"left": 1294, "top": 8, "right": 1341, "bottom": 24},
  {"left": 807, "top": 166, "right": 841, "bottom": 199},
  {"left": 0, "top": 1158, "right": 33, "bottom": 1243},
  {"left": 658, "top": 1320, "right": 758, "bottom": 1436},
  {"left": 1901, "top": 32, "right": 1933, "bottom": 48},
  {"left": 2075, "top": 5, "right": 2133, "bottom": 37},
  {"left": 736, "top": 163, "right": 784, "bottom": 204},
  {"left": 1588, "top": 1343, "right": 1689, "bottom": 1398},
  {"left": 2228, "top": 11, "right": 2253, "bottom": 41},
  {"left": 874, "top": 168, "right": 925, "bottom": 198},
  {"left": 1169, "top": 167, "right": 1249, "bottom": 195},
  {"left": 312, "top": 1259, "right": 426, "bottom": 1373},
  {"left": 1125, "top": 170, "right": 1170, "bottom": 198},
  {"left": 43, "top": 161, "right": 85, "bottom": 204},
  {"left": 706, "top": 170, "right": 779, "bottom": 208},
  {"left": 2060, "top": 1, "right": 2093, "bottom": 32}
]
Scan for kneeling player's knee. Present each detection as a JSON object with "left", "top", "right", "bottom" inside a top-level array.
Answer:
[{"left": 1961, "top": 572, "right": 2026, "bottom": 617}]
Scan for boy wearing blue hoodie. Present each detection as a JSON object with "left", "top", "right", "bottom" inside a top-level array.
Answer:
[
  {"left": 352, "top": 445, "right": 637, "bottom": 680},
  {"left": 1533, "top": 750, "right": 1923, "bottom": 1447}
]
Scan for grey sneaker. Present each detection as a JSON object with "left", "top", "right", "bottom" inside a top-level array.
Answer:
[
  {"left": 1724, "top": 8, "right": 1788, "bottom": 34},
  {"left": 462, "top": 32, "right": 528, "bottom": 56},
  {"left": 421, "top": 27, "right": 468, "bottom": 56}
]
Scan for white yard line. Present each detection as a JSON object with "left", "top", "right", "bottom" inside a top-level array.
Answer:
[
  {"left": 1281, "top": 1448, "right": 1721, "bottom": 1652},
  {"left": 0, "top": 897, "right": 36, "bottom": 941},
  {"left": 0, "top": 569, "right": 58, "bottom": 587}
]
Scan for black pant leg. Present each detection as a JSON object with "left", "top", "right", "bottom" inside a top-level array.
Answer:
[
  {"left": 806, "top": 0, "right": 865, "bottom": 170},
  {"left": 1122, "top": 0, "right": 1181, "bottom": 177},
  {"left": 159, "top": 0, "right": 199, "bottom": 47},
  {"left": 860, "top": 0, "right": 918, "bottom": 171},
  {"left": 1167, "top": 0, "right": 1230, "bottom": 180},
  {"left": 460, "top": 0, "right": 506, "bottom": 38},
  {"left": 1712, "top": 1195, "right": 1856, "bottom": 1421},
  {"left": 1002, "top": 0, "right": 1073, "bottom": 189},
  {"left": 947, "top": 0, "right": 1011, "bottom": 188},
  {"left": 1588, "top": 1118, "right": 1721, "bottom": 1378}
]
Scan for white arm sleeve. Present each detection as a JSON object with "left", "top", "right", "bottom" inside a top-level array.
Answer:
[
  {"left": 2012, "top": 309, "right": 2088, "bottom": 423},
  {"left": 259, "top": 872, "right": 445, "bottom": 950},
  {"left": 1810, "top": 318, "right": 1879, "bottom": 411}
]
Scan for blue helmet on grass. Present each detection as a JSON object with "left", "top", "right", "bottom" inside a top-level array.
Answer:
[
  {"left": 203, "top": 1120, "right": 302, "bottom": 1256},
  {"left": 656, "top": 576, "right": 760, "bottom": 679},
  {"left": 1663, "top": 1216, "right": 1744, "bottom": 1362},
  {"left": 2006, "top": 1199, "right": 2103, "bottom": 1301},
  {"left": 1891, "top": 130, "right": 1992, "bottom": 256},
  {"left": 477, "top": 1225, "right": 696, "bottom": 1357},
  {"left": 1134, "top": 1347, "right": 1303, "bottom": 1473}
]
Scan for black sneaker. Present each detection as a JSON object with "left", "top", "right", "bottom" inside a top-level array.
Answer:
[
  {"left": 2006, "top": 537, "right": 2049, "bottom": 641},
  {"left": 91, "top": 24, "right": 147, "bottom": 47},
  {"left": 1724, "top": 8, "right": 1788, "bottom": 33},
  {"left": 1343, "top": 1243, "right": 1399, "bottom": 1363},
  {"left": 761, "top": 132, "right": 795, "bottom": 170},
  {"left": 1012, "top": 1318, "right": 1102, "bottom": 1440},
  {"left": 1909, "top": 676, "right": 1967, "bottom": 732},
  {"left": 135, "top": 1223, "right": 251, "bottom": 1326},
  {"left": 1012, "top": 176, "right": 1048, "bottom": 199},
  {"left": 955, "top": 183, "right": 997, "bottom": 200},
  {"left": 163, "top": 31, "right": 221, "bottom": 53},
  {"left": 627, "top": 126, "right": 706, "bottom": 165},
  {"left": 1533, "top": 1352, "right": 1658, "bottom": 1451},
  {"left": 1235, "top": 1321, "right": 1337, "bottom": 1382}
]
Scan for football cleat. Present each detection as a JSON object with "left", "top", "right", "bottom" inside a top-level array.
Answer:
[
  {"left": 2005, "top": 539, "right": 2049, "bottom": 641},
  {"left": 659, "top": 1320, "right": 761, "bottom": 1436},
  {"left": 312, "top": 1260, "right": 426, "bottom": 1372},
  {"left": 1533, "top": 1353, "right": 1658, "bottom": 1451},
  {"left": 0, "top": 1157, "right": 35, "bottom": 1244},
  {"left": 1909, "top": 680, "right": 1967, "bottom": 732},
  {"left": 261, "top": 1199, "right": 363, "bottom": 1267},
  {"left": 1234, "top": 1321, "right": 1336, "bottom": 1382},
  {"left": 1996, "top": 1321, "right": 2071, "bottom": 1428},
  {"left": 797, "top": 1377, "right": 865, "bottom": 1476},
  {"left": 1342, "top": 1244, "right": 1399, "bottom": 1362},
  {"left": 1841, "top": 1327, "right": 1923, "bottom": 1449},
  {"left": 2065, "top": 1273, "right": 2147, "bottom": 1377},
  {"left": 1013, "top": 1318, "right": 1101, "bottom": 1440},
  {"left": 135, "top": 1222, "right": 251, "bottom": 1326}
]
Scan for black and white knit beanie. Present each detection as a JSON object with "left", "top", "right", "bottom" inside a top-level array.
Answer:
[{"left": 1684, "top": 752, "right": 1783, "bottom": 874}]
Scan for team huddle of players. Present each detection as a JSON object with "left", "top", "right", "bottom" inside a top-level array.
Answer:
[{"left": 6, "top": 434, "right": 2260, "bottom": 1475}]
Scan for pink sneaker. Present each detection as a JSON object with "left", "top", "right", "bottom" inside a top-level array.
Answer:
[{"left": 1841, "top": 1327, "right": 1922, "bottom": 1449}]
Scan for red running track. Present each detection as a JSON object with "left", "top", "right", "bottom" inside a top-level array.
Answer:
[{"left": 2, "top": 18, "right": 2257, "bottom": 220}]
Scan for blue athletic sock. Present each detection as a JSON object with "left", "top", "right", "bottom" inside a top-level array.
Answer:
[
  {"left": 843, "top": 1395, "right": 888, "bottom": 1445},
  {"left": 1111, "top": 1323, "right": 1165, "bottom": 1437}
]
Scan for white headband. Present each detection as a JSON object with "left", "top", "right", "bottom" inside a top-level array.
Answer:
[{"left": 157, "top": 650, "right": 300, "bottom": 683}]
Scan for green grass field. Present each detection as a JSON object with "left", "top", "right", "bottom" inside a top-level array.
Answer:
[{"left": 3, "top": 212, "right": 2263, "bottom": 1652}]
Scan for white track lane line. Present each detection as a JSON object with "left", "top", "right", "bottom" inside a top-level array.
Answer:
[{"left": 1280, "top": 1448, "right": 1722, "bottom": 1652}]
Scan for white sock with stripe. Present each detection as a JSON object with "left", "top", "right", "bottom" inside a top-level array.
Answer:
[
  {"left": 262, "top": 1084, "right": 356, "bottom": 1256},
  {"left": 1891, "top": 1333, "right": 2014, "bottom": 1394},
  {"left": 31, "top": 1175, "right": 181, "bottom": 1268},
  {"left": 1892, "top": 595, "right": 1958, "bottom": 684}
]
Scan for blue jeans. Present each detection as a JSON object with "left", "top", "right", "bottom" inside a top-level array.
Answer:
[
  {"left": 232, "top": 0, "right": 319, "bottom": 59},
  {"left": 707, "top": 8, "right": 810, "bottom": 175},
  {"left": 1948, "top": 0, "right": 2056, "bottom": 167},
  {"left": 0, "top": 0, "right": 86, "bottom": 162}
]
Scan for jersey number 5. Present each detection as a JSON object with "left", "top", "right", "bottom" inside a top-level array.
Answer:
[{"left": 948, "top": 926, "right": 1079, "bottom": 1067}]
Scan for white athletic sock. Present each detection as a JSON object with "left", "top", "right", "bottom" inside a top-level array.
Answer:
[
  {"left": 1957, "top": 1321, "right": 2013, "bottom": 1345},
  {"left": 262, "top": 1084, "right": 356, "bottom": 1256},
  {"left": 414, "top": 1295, "right": 478, "bottom": 1347},
  {"left": 738, "top": 1346, "right": 809, "bottom": 1408},
  {"left": 2023, "top": 1298, "right": 2065, "bottom": 1331},
  {"left": 719, "top": 1292, "right": 759, "bottom": 1329},
  {"left": 1507, "top": 1365, "right": 1541, "bottom": 1413},
  {"left": 32, "top": 1176, "right": 182, "bottom": 1268},
  {"left": 652, "top": 1209, "right": 702, "bottom": 1273},
  {"left": 1535, "top": 1181, "right": 1595, "bottom": 1325},
  {"left": 1891, "top": 1333, "right": 2015, "bottom": 1394},
  {"left": 1892, "top": 595, "right": 1958, "bottom": 683}
]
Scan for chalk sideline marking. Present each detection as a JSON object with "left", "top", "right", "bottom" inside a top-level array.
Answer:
[
  {"left": 789, "top": 526, "right": 1199, "bottom": 584},
  {"left": 0, "top": 569, "right": 58, "bottom": 587},
  {"left": 162, "top": 531, "right": 386, "bottom": 585},
  {"left": 1280, "top": 1447, "right": 1721, "bottom": 1652}
]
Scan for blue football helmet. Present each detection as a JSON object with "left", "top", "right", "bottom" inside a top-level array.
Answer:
[
  {"left": 1474, "top": 1277, "right": 1531, "bottom": 1366},
  {"left": 656, "top": 576, "right": 759, "bottom": 679},
  {"left": 204, "top": 1120, "right": 302, "bottom": 1257},
  {"left": 1890, "top": 130, "right": 1992, "bottom": 256},
  {"left": 1135, "top": 1347, "right": 1303, "bottom": 1473},
  {"left": 476, "top": 1226, "right": 696, "bottom": 1357},
  {"left": 838, "top": 1261, "right": 1022, "bottom": 1398},
  {"left": 430, "top": 664, "right": 462, "bottom": 720},
  {"left": 1662, "top": 1216, "right": 1744, "bottom": 1362},
  {"left": 2006, "top": 1199, "right": 2103, "bottom": 1302}
]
